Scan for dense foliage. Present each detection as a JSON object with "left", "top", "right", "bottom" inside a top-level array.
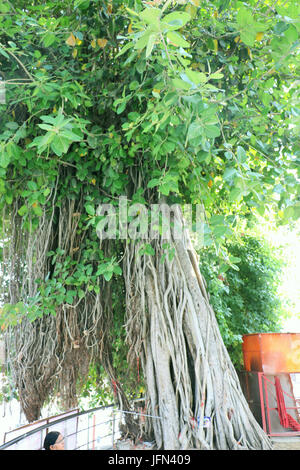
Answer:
[
  {"left": 0, "top": 0, "right": 298, "bottom": 325},
  {"left": 200, "top": 233, "right": 286, "bottom": 367}
]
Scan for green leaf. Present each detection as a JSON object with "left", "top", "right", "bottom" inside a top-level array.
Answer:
[
  {"left": 162, "top": 12, "right": 191, "bottom": 31},
  {"left": 0, "top": 146, "right": 10, "bottom": 168},
  {"left": 187, "top": 121, "right": 203, "bottom": 140},
  {"left": 78, "top": 289, "right": 85, "bottom": 299},
  {"left": 39, "top": 115, "right": 57, "bottom": 125},
  {"left": 27, "top": 181, "right": 38, "bottom": 191},
  {"left": 159, "top": 183, "right": 171, "bottom": 195},
  {"left": 7, "top": 142, "right": 21, "bottom": 160},
  {"left": 276, "top": 3, "right": 300, "bottom": 19},
  {"left": 0, "top": 178, "right": 5, "bottom": 194},
  {"left": 115, "top": 41, "right": 135, "bottom": 58},
  {"left": 237, "top": 7, "right": 254, "bottom": 28},
  {"left": 43, "top": 32, "right": 57, "bottom": 47},
  {"left": 28, "top": 133, "right": 53, "bottom": 153},
  {"left": 204, "top": 124, "right": 220, "bottom": 138},
  {"left": 113, "top": 265, "right": 122, "bottom": 275},
  {"left": 210, "top": 72, "right": 224, "bottom": 79},
  {"left": 172, "top": 78, "right": 191, "bottom": 90},
  {"left": 140, "top": 7, "right": 161, "bottom": 25},
  {"left": 135, "top": 31, "right": 152, "bottom": 50},
  {"left": 96, "top": 264, "right": 107, "bottom": 275},
  {"left": 284, "top": 25, "right": 298, "bottom": 44},
  {"left": 146, "top": 33, "right": 157, "bottom": 58},
  {"left": 229, "top": 187, "right": 243, "bottom": 202},
  {"left": 185, "top": 69, "right": 207, "bottom": 85},
  {"left": 210, "top": 215, "right": 225, "bottom": 225},
  {"left": 116, "top": 101, "right": 126, "bottom": 114},
  {"left": 139, "top": 243, "right": 155, "bottom": 256},
  {"left": 236, "top": 6, "right": 268, "bottom": 46},
  {"left": 103, "top": 271, "right": 113, "bottom": 281},
  {"left": 237, "top": 146, "right": 247, "bottom": 162},
  {"left": 38, "top": 123, "right": 54, "bottom": 131},
  {"left": 0, "top": 2, "right": 10, "bottom": 13},
  {"left": 60, "top": 129, "right": 82, "bottom": 142},
  {"left": 50, "top": 136, "right": 71, "bottom": 156},
  {"left": 147, "top": 178, "right": 160, "bottom": 188},
  {"left": 75, "top": 0, "right": 90, "bottom": 10},
  {"left": 18, "top": 205, "right": 28, "bottom": 216},
  {"left": 223, "top": 167, "right": 237, "bottom": 180},
  {"left": 125, "top": 7, "right": 140, "bottom": 17},
  {"left": 240, "top": 30, "right": 256, "bottom": 46},
  {"left": 85, "top": 204, "right": 95, "bottom": 216},
  {"left": 199, "top": 104, "right": 218, "bottom": 120},
  {"left": 284, "top": 206, "right": 294, "bottom": 221},
  {"left": 167, "top": 31, "right": 190, "bottom": 48},
  {"left": 33, "top": 204, "right": 43, "bottom": 216},
  {"left": 96, "top": 216, "right": 108, "bottom": 233},
  {"left": 0, "top": 46, "right": 9, "bottom": 59},
  {"left": 129, "top": 82, "right": 139, "bottom": 92},
  {"left": 5, "top": 122, "right": 18, "bottom": 130},
  {"left": 213, "top": 225, "right": 228, "bottom": 238}
]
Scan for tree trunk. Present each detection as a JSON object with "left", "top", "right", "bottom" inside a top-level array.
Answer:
[{"left": 124, "top": 206, "right": 273, "bottom": 450}]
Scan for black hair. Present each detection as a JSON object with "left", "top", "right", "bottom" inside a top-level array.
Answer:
[{"left": 43, "top": 431, "right": 60, "bottom": 450}]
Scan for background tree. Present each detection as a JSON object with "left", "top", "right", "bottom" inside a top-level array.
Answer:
[
  {"left": 0, "top": 0, "right": 299, "bottom": 449},
  {"left": 200, "top": 233, "right": 286, "bottom": 368}
]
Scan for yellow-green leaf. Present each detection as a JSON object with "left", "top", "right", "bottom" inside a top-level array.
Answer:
[
  {"left": 66, "top": 33, "right": 76, "bottom": 47},
  {"left": 97, "top": 38, "right": 108, "bottom": 48}
]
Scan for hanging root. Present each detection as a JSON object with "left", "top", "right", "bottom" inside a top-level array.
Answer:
[
  {"left": 1, "top": 177, "right": 115, "bottom": 420},
  {"left": 124, "top": 206, "right": 273, "bottom": 450}
]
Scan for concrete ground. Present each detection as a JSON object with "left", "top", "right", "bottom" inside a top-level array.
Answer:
[
  {"left": 116, "top": 437, "right": 300, "bottom": 451},
  {"left": 272, "top": 436, "right": 300, "bottom": 450}
]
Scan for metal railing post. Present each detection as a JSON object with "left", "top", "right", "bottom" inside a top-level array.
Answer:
[
  {"left": 87, "top": 414, "right": 90, "bottom": 450},
  {"left": 112, "top": 409, "right": 115, "bottom": 449},
  {"left": 92, "top": 414, "right": 96, "bottom": 450},
  {"left": 264, "top": 374, "right": 272, "bottom": 435},
  {"left": 258, "top": 372, "right": 267, "bottom": 434}
]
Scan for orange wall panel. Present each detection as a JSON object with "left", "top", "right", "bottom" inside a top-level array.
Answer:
[{"left": 242, "top": 333, "right": 300, "bottom": 374}]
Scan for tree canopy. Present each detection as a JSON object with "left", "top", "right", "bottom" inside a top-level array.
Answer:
[{"left": 0, "top": 0, "right": 298, "bottom": 326}]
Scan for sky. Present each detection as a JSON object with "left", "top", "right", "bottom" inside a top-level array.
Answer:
[{"left": 262, "top": 219, "right": 300, "bottom": 333}]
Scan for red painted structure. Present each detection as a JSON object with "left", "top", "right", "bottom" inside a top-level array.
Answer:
[{"left": 241, "top": 333, "right": 300, "bottom": 437}]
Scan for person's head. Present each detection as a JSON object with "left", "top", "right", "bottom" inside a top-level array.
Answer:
[{"left": 43, "top": 431, "right": 64, "bottom": 450}]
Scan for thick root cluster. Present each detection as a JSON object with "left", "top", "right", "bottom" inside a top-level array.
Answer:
[{"left": 124, "top": 207, "right": 272, "bottom": 450}]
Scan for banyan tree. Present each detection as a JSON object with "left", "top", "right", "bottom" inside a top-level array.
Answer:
[{"left": 0, "top": 0, "right": 298, "bottom": 450}]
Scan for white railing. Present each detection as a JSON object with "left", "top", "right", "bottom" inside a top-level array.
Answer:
[{"left": 0, "top": 403, "right": 158, "bottom": 450}]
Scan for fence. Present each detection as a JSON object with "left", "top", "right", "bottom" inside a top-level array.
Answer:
[
  {"left": 0, "top": 402, "right": 158, "bottom": 450},
  {"left": 257, "top": 372, "right": 300, "bottom": 437}
]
